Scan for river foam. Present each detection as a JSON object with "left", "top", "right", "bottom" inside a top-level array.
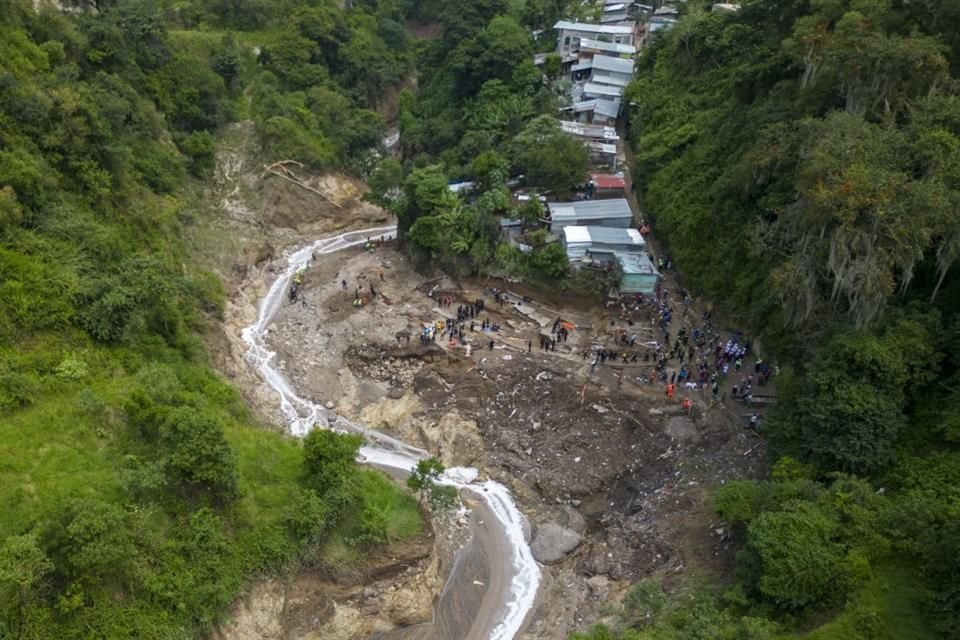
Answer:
[{"left": 240, "top": 225, "right": 541, "bottom": 640}]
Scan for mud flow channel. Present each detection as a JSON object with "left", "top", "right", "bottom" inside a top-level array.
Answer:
[{"left": 241, "top": 225, "right": 541, "bottom": 640}]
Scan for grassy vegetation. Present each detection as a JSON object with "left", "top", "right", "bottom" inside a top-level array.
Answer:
[
  {"left": 0, "top": 2, "right": 425, "bottom": 637},
  {"left": 790, "top": 565, "right": 938, "bottom": 640},
  {"left": 319, "top": 470, "right": 424, "bottom": 579}
]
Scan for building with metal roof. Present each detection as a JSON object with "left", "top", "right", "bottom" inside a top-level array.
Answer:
[
  {"left": 553, "top": 20, "right": 635, "bottom": 35},
  {"left": 583, "top": 82, "right": 623, "bottom": 99},
  {"left": 602, "top": 11, "right": 630, "bottom": 22},
  {"left": 589, "top": 172, "right": 627, "bottom": 198},
  {"left": 561, "top": 226, "right": 659, "bottom": 294},
  {"left": 548, "top": 199, "right": 633, "bottom": 232},
  {"left": 559, "top": 120, "right": 619, "bottom": 141},
  {"left": 591, "top": 73, "right": 631, "bottom": 88},
  {"left": 554, "top": 21, "right": 637, "bottom": 55},
  {"left": 562, "top": 225, "right": 645, "bottom": 259},
  {"left": 615, "top": 251, "right": 660, "bottom": 294},
  {"left": 592, "top": 54, "right": 635, "bottom": 76},
  {"left": 578, "top": 38, "right": 636, "bottom": 58}
]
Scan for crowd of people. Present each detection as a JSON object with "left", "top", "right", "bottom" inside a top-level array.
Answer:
[{"left": 328, "top": 247, "right": 773, "bottom": 428}]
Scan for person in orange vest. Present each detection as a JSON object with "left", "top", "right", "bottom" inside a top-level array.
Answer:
[
  {"left": 666, "top": 383, "right": 676, "bottom": 400},
  {"left": 682, "top": 398, "right": 692, "bottom": 413}
]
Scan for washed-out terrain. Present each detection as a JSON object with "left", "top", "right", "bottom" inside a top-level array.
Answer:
[{"left": 199, "top": 124, "right": 765, "bottom": 639}]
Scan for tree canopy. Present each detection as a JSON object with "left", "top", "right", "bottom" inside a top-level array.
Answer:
[{"left": 0, "top": 0, "right": 424, "bottom": 636}]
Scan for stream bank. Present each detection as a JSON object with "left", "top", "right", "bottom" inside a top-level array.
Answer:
[{"left": 196, "top": 124, "right": 765, "bottom": 639}]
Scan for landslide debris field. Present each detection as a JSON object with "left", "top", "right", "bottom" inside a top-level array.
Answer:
[{"left": 262, "top": 243, "right": 765, "bottom": 637}]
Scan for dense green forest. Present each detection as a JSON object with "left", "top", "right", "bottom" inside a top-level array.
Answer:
[
  {"left": 5, "top": 0, "right": 960, "bottom": 637},
  {"left": 365, "top": 0, "right": 619, "bottom": 289},
  {"left": 0, "top": 1, "right": 422, "bottom": 637},
  {"left": 571, "top": 0, "right": 960, "bottom": 639}
]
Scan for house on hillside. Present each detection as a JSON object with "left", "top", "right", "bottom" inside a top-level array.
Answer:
[
  {"left": 548, "top": 199, "right": 633, "bottom": 232},
  {"left": 589, "top": 172, "right": 627, "bottom": 199},
  {"left": 559, "top": 120, "right": 619, "bottom": 143},
  {"left": 564, "top": 91, "right": 621, "bottom": 126},
  {"left": 561, "top": 225, "right": 659, "bottom": 294},
  {"left": 615, "top": 251, "right": 660, "bottom": 294},
  {"left": 578, "top": 82, "right": 624, "bottom": 102},
  {"left": 554, "top": 21, "right": 637, "bottom": 56},
  {"left": 601, "top": 0, "right": 650, "bottom": 22},
  {"left": 571, "top": 54, "right": 635, "bottom": 86},
  {"left": 602, "top": 8, "right": 630, "bottom": 23},
  {"left": 567, "top": 51, "right": 634, "bottom": 124},
  {"left": 577, "top": 38, "right": 637, "bottom": 59},
  {"left": 647, "top": 5, "right": 680, "bottom": 41},
  {"left": 562, "top": 225, "right": 645, "bottom": 260},
  {"left": 587, "top": 141, "right": 619, "bottom": 168}
]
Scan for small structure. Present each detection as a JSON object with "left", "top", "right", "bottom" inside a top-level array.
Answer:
[
  {"left": 589, "top": 173, "right": 627, "bottom": 199},
  {"left": 586, "top": 141, "right": 619, "bottom": 168},
  {"left": 561, "top": 226, "right": 659, "bottom": 294},
  {"left": 577, "top": 38, "right": 637, "bottom": 59},
  {"left": 602, "top": 10, "right": 630, "bottom": 23},
  {"left": 499, "top": 216, "right": 523, "bottom": 231},
  {"left": 592, "top": 55, "right": 634, "bottom": 81},
  {"left": 582, "top": 82, "right": 624, "bottom": 100},
  {"left": 559, "top": 120, "right": 619, "bottom": 143},
  {"left": 548, "top": 199, "right": 633, "bottom": 232},
  {"left": 566, "top": 98, "right": 622, "bottom": 126},
  {"left": 554, "top": 21, "right": 637, "bottom": 55},
  {"left": 615, "top": 251, "right": 660, "bottom": 294},
  {"left": 448, "top": 180, "right": 475, "bottom": 194},
  {"left": 648, "top": 5, "right": 681, "bottom": 39},
  {"left": 562, "top": 225, "right": 645, "bottom": 260},
  {"left": 571, "top": 54, "right": 634, "bottom": 85}
]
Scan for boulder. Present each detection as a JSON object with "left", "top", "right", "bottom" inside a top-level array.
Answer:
[{"left": 531, "top": 523, "right": 582, "bottom": 564}]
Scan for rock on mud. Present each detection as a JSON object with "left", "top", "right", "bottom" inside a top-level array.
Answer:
[{"left": 531, "top": 523, "right": 583, "bottom": 564}]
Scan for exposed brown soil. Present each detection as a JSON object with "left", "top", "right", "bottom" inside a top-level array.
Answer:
[
  {"left": 261, "top": 245, "right": 767, "bottom": 638},
  {"left": 199, "top": 123, "right": 769, "bottom": 640}
]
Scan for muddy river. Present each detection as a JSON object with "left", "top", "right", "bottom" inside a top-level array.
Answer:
[{"left": 241, "top": 225, "right": 541, "bottom": 640}]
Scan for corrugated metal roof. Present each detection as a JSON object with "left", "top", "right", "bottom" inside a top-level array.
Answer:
[
  {"left": 554, "top": 21, "right": 635, "bottom": 35},
  {"left": 562, "top": 225, "right": 642, "bottom": 246},
  {"left": 578, "top": 38, "right": 637, "bottom": 56},
  {"left": 571, "top": 61, "right": 593, "bottom": 72},
  {"left": 601, "top": 11, "right": 629, "bottom": 22},
  {"left": 615, "top": 250, "right": 659, "bottom": 274},
  {"left": 588, "top": 141, "right": 618, "bottom": 154},
  {"left": 649, "top": 20, "right": 677, "bottom": 32},
  {"left": 571, "top": 100, "right": 597, "bottom": 113},
  {"left": 549, "top": 199, "right": 633, "bottom": 222},
  {"left": 591, "top": 173, "right": 626, "bottom": 189},
  {"left": 559, "top": 120, "right": 619, "bottom": 140},
  {"left": 588, "top": 226, "right": 644, "bottom": 245},
  {"left": 591, "top": 72, "right": 631, "bottom": 87},
  {"left": 563, "top": 226, "right": 592, "bottom": 244},
  {"left": 594, "top": 98, "right": 622, "bottom": 119},
  {"left": 592, "top": 54, "right": 635, "bottom": 75},
  {"left": 584, "top": 82, "right": 623, "bottom": 98}
]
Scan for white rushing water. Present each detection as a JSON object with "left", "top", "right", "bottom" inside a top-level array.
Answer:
[{"left": 240, "top": 225, "right": 541, "bottom": 640}]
